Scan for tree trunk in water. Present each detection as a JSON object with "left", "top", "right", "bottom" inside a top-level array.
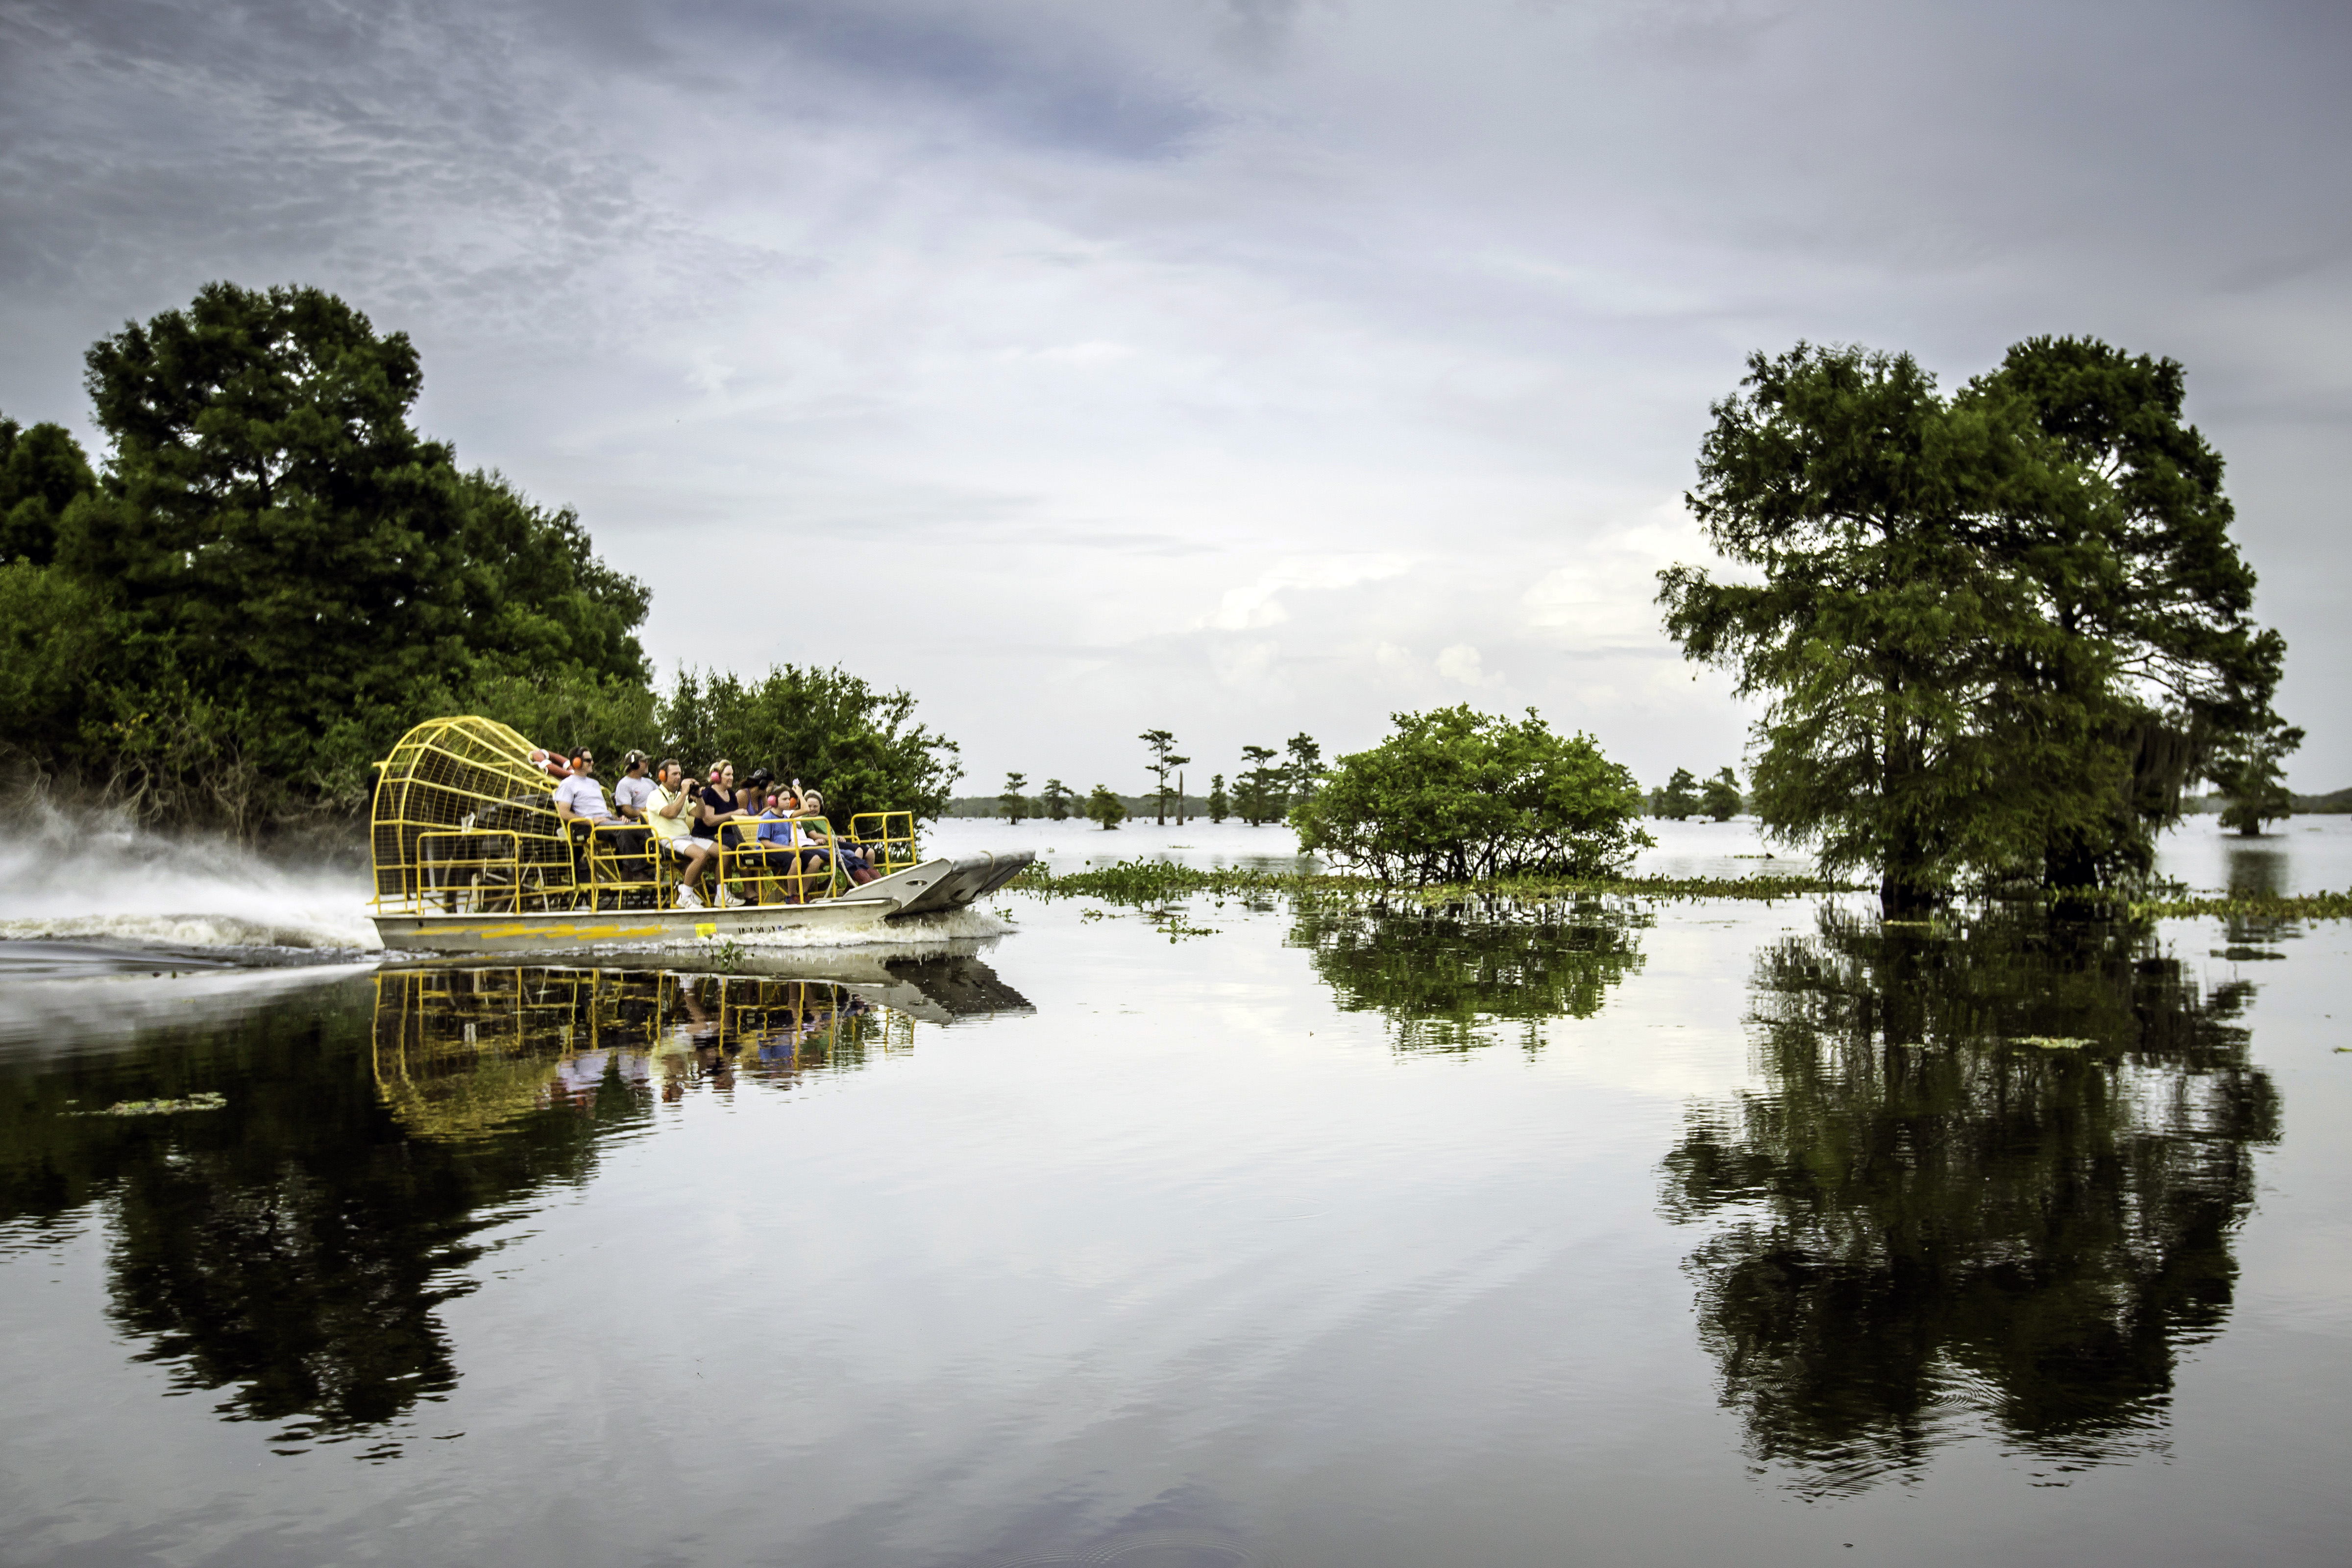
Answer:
[{"left": 1878, "top": 871, "right": 1935, "bottom": 918}]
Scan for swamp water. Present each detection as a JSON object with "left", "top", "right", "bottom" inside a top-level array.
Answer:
[{"left": 1, "top": 822, "right": 2349, "bottom": 1566}]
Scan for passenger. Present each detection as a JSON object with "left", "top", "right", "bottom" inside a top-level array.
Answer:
[
  {"left": 611, "top": 751, "right": 655, "bottom": 821},
  {"left": 553, "top": 748, "right": 625, "bottom": 825},
  {"left": 694, "top": 760, "right": 753, "bottom": 908},
  {"left": 647, "top": 759, "right": 719, "bottom": 908},
  {"left": 756, "top": 790, "right": 828, "bottom": 895},
  {"left": 797, "top": 789, "right": 879, "bottom": 885},
  {"left": 740, "top": 767, "right": 774, "bottom": 815},
  {"left": 555, "top": 748, "right": 649, "bottom": 908}
]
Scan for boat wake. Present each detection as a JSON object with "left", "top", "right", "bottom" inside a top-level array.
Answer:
[{"left": 0, "top": 802, "right": 380, "bottom": 960}]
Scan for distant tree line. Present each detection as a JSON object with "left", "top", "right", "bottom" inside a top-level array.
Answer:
[
  {"left": 0, "top": 283, "right": 959, "bottom": 835},
  {"left": 962, "top": 732, "right": 1326, "bottom": 831}
]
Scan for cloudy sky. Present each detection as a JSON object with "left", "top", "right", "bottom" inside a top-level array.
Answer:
[{"left": 3, "top": 0, "right": 2347, "bottom": 793}]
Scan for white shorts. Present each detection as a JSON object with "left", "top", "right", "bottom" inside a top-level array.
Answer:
[{"left": 662, "top": 839, "right": 711, "bottom": 861}]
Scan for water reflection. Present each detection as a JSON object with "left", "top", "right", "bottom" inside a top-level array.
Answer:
[
  {"left": 1289, "top": 894, "right": 1648, "bottom": 1051},
  {"left": 372, "top": 967, "right": 917, "bottom": 1128},
  {"left": 1661, "top": 909, "right": 2278, "bottom": 1494},
  {"left": 2213, "top": 845, "right": 2300, "bottom": 963},
  {"left": 0, "top": 954, "right": 1031, "bottom": 1456}
]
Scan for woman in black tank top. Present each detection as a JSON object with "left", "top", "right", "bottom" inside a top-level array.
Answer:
[{"left": 696, "top": 762, "right": 745, "bottom": 841}]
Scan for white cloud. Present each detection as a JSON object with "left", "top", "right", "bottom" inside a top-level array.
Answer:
[
  {"left": 1436, "top": 644, "right": 1502, "bottom": 686},
  {"left": 1198, "top": 554, "right": 1416, "bottom": 631},
  {"left": 1013, "top": 340, "right": 1137, "bottom": 367},
  {"left": 1210, "top": 639, "right": 1281, "bottom": 688}
]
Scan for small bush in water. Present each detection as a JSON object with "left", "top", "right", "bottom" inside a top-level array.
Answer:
[{"left": 1291, "top": 706, "right": 1650, "bottom": 884}]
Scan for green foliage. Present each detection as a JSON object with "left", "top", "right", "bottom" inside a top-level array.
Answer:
[
  {"left": 1013, "top": 858, "right": 1291, "bottom": 904},
  {"left": 656, "top": 664, "right": 960, "bottom": 827},
  {"left": 0, "top": 564, "right": 110, "bottom": 767},
  {"left": 1290, "top": 705, "right": 1651, "bottom": 883},
  {"left": 1000, "top": 771, "right": 1030, "bottom": 825},
  {"left": 1699, "top": 766, "right": 1743, "bottom": 821},
  {"left": 1285, "top": 733, "right": 1323, "bottom": 805},
  {"left": 1206, "top": 773, "right": 1229, "bottom": 823},
  {"left": 1660, "top": 339, "right": 2290, "bottom": 912},
  {"left": 2207, "top": 728, "right": 2301, "bottom": 836},
  {"left": 1656, "top": 767, "right": 1700, "bottom": 820},
  {"left": 2127, "top": 888, "right": 2352, "bottom": 922},
  {"left": 0, "top": 284, "right": 654, "bottom": 831},
  {"left": 1085, "top": 783, "right": 1127, "bottom": 830},
  {"left": 1137, "top": 729, "right": 1188, "bottom": 824},
  {"left": 0, "top": 414, "right": 97, "bottom": 565},
  {"left": 1040, "top": 779, "right": 1074, "bottom": 821},
  {"left": 463, "top": 666, "right": 662, "bottom": 784},
  {"left": 449, "top": 469, "right": 651, "bottom": 685},
  {"left": 1235, "top": 744, "right": 1285, "bottom": 825},
  {"left": 64, "top": 284, "right": 480, "bottom": 790},
  {"left": 1662, "top": 907, "right": 2278, "bottom": 1490}
]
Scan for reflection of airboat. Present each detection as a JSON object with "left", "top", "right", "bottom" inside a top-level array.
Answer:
[
  {"left": 370, "top": 954, "right": 1035, "bottom": 1141},
  {"left": 368, "top": 717, "right": 1031, "bottom": 954}
]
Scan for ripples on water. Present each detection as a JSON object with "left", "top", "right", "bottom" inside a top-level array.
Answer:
[{"left": 0, "top": 817, "right": 2347, "bottom": 1563}]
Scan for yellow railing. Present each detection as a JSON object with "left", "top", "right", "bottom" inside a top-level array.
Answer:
[
  {"left": 410, "top": 830, "right": 523, "bottom": 914},
  {"left": 848, "top": 811, "right": 918, "bottom": 875},
  {"left": 714, "top": 815, "right": 843, "bottom": 906},
  {"left": 581, "top": 821, "right": 664, "bottom": 909}
]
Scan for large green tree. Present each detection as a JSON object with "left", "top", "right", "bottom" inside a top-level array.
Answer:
[
  {"left": 0, "top": 283, "right": 651, "bottom": 828},
  {"left": 1965, "top": 338, "right": 2292, "bottom": 885},
  {"left": 1656, "top": 767, "right": 1701, "bottom": 821},
  {"left": 1660, "top": 340, "right": 2288, "bottom": 913},
  {"left": 1699, "top": 766, "right": 1743, "bottom": 822},
  {"left": 1235, "top": 743, "right": 1284, "bottom": 826},
  {"left": 63, "top": 284, "right": 482, "bottom": 793}
]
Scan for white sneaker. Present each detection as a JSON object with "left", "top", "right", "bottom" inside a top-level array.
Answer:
[
  {"left": 716, "top": 884, "right": 744, "bottom": 908},
  {"left": 674, "top": 886, "right": 704, "bottom": 911}
]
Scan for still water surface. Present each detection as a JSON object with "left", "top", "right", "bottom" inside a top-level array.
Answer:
[{"left": 0, "top": 823, "right": 2347, "bottom": 1566}]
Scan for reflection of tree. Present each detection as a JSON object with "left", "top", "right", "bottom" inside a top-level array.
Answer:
[
  {"left": 0, "top": 964, "right": 924, "bottom": 1453},
  {"left": 2214, "top": 844, "right": 2298, "bottom": 959},
  {"left": 0, "top": 981, "right": 621, "bottom": 1451},
  {"left": 1662, "top": 909, "right": 2278, "bottom": 1493},
  {"left": 1289, "top": 894, "right": 1647, "bottom": 1051}
]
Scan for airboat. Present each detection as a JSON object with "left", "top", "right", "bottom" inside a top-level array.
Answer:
[{"left": 368, "top": 716, "right": 1031, "bottom": 955}]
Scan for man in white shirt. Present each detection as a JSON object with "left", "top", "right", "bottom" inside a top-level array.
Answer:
[
  {"left": 611, "top": 751, "right": 655, "bottom": 820},
  {"left": 553, "top": 748, "right": 623, "bottom": 825}
]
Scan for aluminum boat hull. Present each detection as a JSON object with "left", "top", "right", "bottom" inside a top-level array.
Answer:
[{"left": 369, "top": 850, "right": 1033, "bottom": 955}]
